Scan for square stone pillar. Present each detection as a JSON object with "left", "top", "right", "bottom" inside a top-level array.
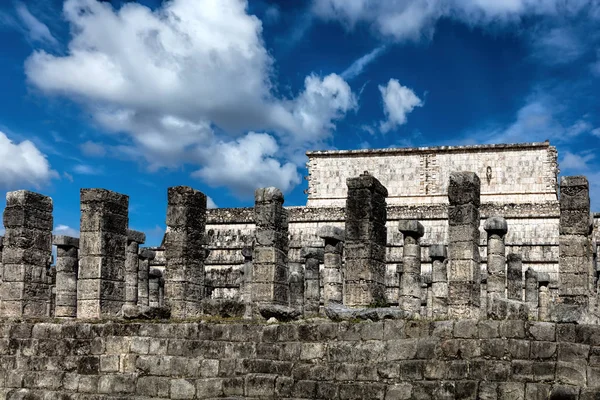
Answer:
[
  {"left": 398, "top": 220, "right": 424, "bottom": 315},
  {"left": 240, "top": 246, "right": 253, "bottom": 319},
  {"left": 319, "top": 226, "right": 344, "bottom": 306},
  {"left": 1, "top": 191, "right": 53, "bottom": 317},
  {"left": 125, "top": 230, "right": 145, "bottom": 306},
  {"left": 53, "top": 235, "right": 79, "bottom": 318},
  {"left": 558, "top": 176, "right": 593, "bottom": 317},
  {"left": 137, "top": 248, "right": 155, "bottom": 307},
  {"left": 164, "top": 186, "right": 207, "bottom": 319},
  {"left": 78, "top": 189, "right": 128, "bottom": 319},
  {"left": 507, "top": 253, "right": 523, "bottom": 300},
  {"left": 252, "top": 187, "right": 289, "bottom": 306},
  {"left": 447, "top": 172, "right": 481, "bottom": 319},
  {"left": 344, "top": 172, "right": 388, "bottom": 307}
]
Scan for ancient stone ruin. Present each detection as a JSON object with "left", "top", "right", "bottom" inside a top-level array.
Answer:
[{"left": 2, "top": 141, "right": 600, "bottom": 399}]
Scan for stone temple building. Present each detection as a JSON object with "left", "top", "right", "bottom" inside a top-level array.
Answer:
[
  {"left": 4, "top": 140, "right": 600, "bottom": 399},
  {"left": 146, "top": 141, "right": 597, "bottom": 305}
]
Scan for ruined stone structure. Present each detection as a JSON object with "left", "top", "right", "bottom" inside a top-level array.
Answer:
[{"left": 1, "top": 141, "right": 600, "bottom": 399}]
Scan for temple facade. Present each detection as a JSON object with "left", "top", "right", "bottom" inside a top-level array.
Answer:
[{"left": 146, "top": 141, "right": 597, "bottom": 304}]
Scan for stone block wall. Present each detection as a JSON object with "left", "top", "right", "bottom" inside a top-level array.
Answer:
[
  {"left": 306, "top": 142, "right": 558, "bottom": 207},
  {"left": 2, "top": 320, "right": 600, "bottom": 399}
]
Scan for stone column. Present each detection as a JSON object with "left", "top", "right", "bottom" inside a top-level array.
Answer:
[
  {"left": 301, "top": 247, "right": 324, "bottom": 316},
  {"left": 149, "top": 269, "right": 162, "bottom": 307},
  {"left": 507, "top": 253, "right": 523, "bottom": 300},
  {"left": 137, "top": 248, "right": 155, "bottom": 306},
  {"left": 421, "top": 274, "right": 432, "bottom": 318},
  {"left": 447, "top": 172, "right": 481, "bottom": 319},
  {"left": 1, "top": 191, "right": 53, "bottom": 317},
  {"left": 558, "top": 176, "right": 593, "bottom": 315},
  {"left": 319, "top": 226, "right": 344, "bottom": 306},
  {"left": 525, "top": 267, "right": 538, "bottom": 318},
  {"left": 484, "top": 217, "right": 508, "bottom": 314},
  {"left": 53, "top": 235, "right": 79, "bottom": 318},
  {"left": 125, "top": 230, "right": 145, "bottom": 306},
  {"left": 344, "top": 172, "right": 388, "bottom": 307},
  {"left": 538, "top": 273, "right": 550, "bottom": 321},
  {"left": 398, "top": 220, "right": 424, "bottom": 315},
  {"left": 430, "top": 244, "right": 448, "bottom": 318},
  {"left": 240, "top": 247, "right": 253, "bottom": 319},
  {"left": 164, "top": 186, "right": 207, "bottom": 319},
  {"left": 78, "top": 189, "right": 128, "bottom": 319},
  {"left": 288, "top": 263, "right": 304, "bottom": 311},
  {"left": 252, "top": 187, "right": 289, "bottom": 306}
]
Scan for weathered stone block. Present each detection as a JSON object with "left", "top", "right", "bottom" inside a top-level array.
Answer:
[{"left": 448, "top": 172, "right": 481, "bottom": 206}]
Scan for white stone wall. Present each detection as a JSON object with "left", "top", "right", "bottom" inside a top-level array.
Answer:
[{"left": 306, "top": 142, "right": 558, "bottom": 207}]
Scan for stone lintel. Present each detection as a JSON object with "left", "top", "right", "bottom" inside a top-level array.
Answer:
[
  {"left": 318, "top": 226, "right": 345, "bottom": 242},
  {"left": 127, "top": 229, "right": 146, "bottom": 244},
  {"left": 484, "top": 216, "right": 508, "bottom": 235},
  {"left": 52, "top": 235, "right": 80, "bottom": 248},
  {"left": 398, "top": 220, "right": 424, "bottom": 238},
  {"left": 429, "top": 244, "right": 447, "bottom": 260}
]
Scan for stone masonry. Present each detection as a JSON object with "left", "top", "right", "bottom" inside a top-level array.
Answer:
[
  {"left": 1, "top": 190, "right": 53, "bottom": 317},
  {"left": 447, "top": 172, "right": 481, "bottom": 319},
  {"left": 3, "top": 319, "right": 600, "bottom": 400},
  {"left": 344, "top": 172, "right": 388, "bottom": 307},
  {"left": 164, "top": 186, "right": 207, "bottom": 319}
]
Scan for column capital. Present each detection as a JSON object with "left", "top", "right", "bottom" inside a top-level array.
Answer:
[{"left": 398, "top": 220, "right": 424, "bottom": 239}]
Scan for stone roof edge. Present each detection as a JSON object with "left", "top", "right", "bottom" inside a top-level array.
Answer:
[{"left": 306, "top": 141, "right": 553, "bottom": 157}]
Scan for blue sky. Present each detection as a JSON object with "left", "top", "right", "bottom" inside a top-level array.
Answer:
[{"left": 0, "top": 0, "right": 599, "bottom": 246}]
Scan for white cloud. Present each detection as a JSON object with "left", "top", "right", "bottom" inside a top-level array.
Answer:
[
  {"left": 312, "top": 0, "right": 596, "bottom": 42},
  {"left": 478, "top": 96, "right": 595, "bottom": 144},
  {"left": 73, "top": 164, "right": 102, "bottom": 175},
  {"left": 591, "top": 128, "right": 600, "bottom": 137},
  {"left": 378, "top": 79, "right": 423, "bottom": 133},
  {"left": 561, "top": 151, "right": 595, "bottom": 170},
  {"left": 53, "top": 224, "right": 79, "bottom": 238},
  {"left": 24, "top": 0, "right": 356, "bottom": 196},
  {"left": 80, "top": 140, "right": 106, "bottom": 157},
  {"left": 530, "top": 26, "right": 585, "bottom": 65},
  {"left": 284, "top": 73, "right": 357, "bottom": 146},
  {"left": 193, "top": 132, "right": 301, "bottom": 197},
  {"left": 341, "top": 46, "right": 386, "bottom": 80},
  {"left": 15, "top": 3, "right": 58, "bottom": 45},
  {"left": 0, "top": 130, "right": 58, "bottom": 189}
]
